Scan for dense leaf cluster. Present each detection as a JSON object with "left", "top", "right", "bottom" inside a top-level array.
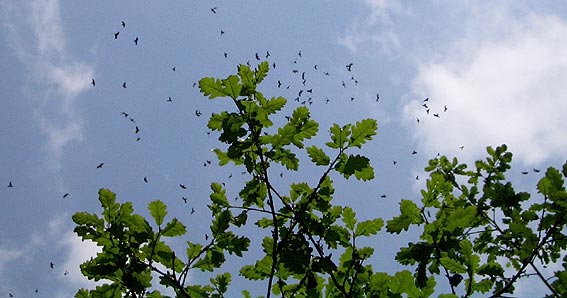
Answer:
[{"left": 73, "top": 62, "right": 567, "bottom": 297}]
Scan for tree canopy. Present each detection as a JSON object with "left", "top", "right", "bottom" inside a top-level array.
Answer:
[{"left": 73, "top": 62, "right": 567, "bottom": 297}]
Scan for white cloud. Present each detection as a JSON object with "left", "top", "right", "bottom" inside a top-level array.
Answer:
[
  {"left": 3, "top": 0, "right": 93, "bottom": 168},
  {"left": 58, "top": 231, "right": 102, "bottom": 288},
  {"left": 404, "top": 13, "right": 567, "bottom": 166},
  {"left": 343, "top": 1, "right": 567, "bottom": 166}
]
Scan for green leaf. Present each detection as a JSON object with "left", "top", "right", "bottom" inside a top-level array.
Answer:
[
  {"left": 343, "top": 207, "right": 357, "bottom": 230},
  {"left": 349, "top": 118, "right": 378, "bottom": 148},
  {"left": 326, "top": 124, "right": 351, "bottom": 149},
  {"left": 75, "top": 289, "right": 90, "bottom": 298},
  {"left": 355, "top": 218, "right": 384, "bottom": 237},
  {"left": 98, "top": 188, "right": 116, "bottom": 207},
  {"left": 386, "top": 215, "right": 411, "bottom": 234},
  {"left": 208, "top": 112, "right": 227, "bottom": 131},
  {"left": 161, "top": 218, "right": 186, "bottom": 237},
  {"left": 199, "top": 77, "right": 226, "bottom": 99},
  {"left": 238, "top": 64, "right": 254, "bottom": 86},
  {"left": 210, "top": 182, "right": 229, "bottom": 209},
  {"left": 199, "top": 75, "right": 243, "bottom": 100},
  {"left": 440, "top": 257, "right": 467, "bottom": 274},
  {"left": 99, "top": 189, "right": 119, "bottom": 223},
  {"left": 266, "top": 124, "right": 295, "bottom": 148},
  {"left": 186, "top": 242, "right": 204, "bottom": 261},
  {"left": 239, "top": 178, "right": 267, "bottom": 208},
  {"left": 145, "top": 290, "right": 165, "bottom": 298},
  {"left": 255, "top": 61, "right": 270, "bottom": 84},
  {"left": 335, "top": 154, "right": 375, "bottom": 181},
  {"left": 472, "top": 278, "right": 493, "bottom": 293},
  {"left": 212, "top": 148, "right": 231, "bottom": 166},
  {"left": 211, "top": 210, "right": 232, "bottom": 235},
  {"left": 306, "top": 146, "right": 330, "bottom": 166},
  {"left": 210, "top": 272, "right": 231, "bottom": 294},
  {"left": 222, "top": 75, "right": 242, "bottom": 99},
  {"left": 260, "top": 96, "right": 286, "bottom": 116},
  {"left": 400, "top": 199, "right": 422, "bottom": 223},
  {"left": 390, "top": 270, "right": 419, "bottom": 296},
  {"left": 269, "top": 148, "right": 299, "bottom": 170},
  {"left": 72, "top": 212, "right": 104, "bottom": 228},
  {"left": 446, "top": 206, "right": 476, "bottom": 232},
  {"left": 148, "top": 200, "right": 167, "bottom": 227},
  {"left": 538, "top": 167, "right": 565, "bottom": 198},
  {"left": 386, "top": 199, "right": 423, "bottom": 234},
  {"left": 240, "top": 255, "right": 272, "bottom": 280}
]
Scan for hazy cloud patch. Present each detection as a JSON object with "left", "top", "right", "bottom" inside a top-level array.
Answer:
[{"left": 3, "top": 0, "right": 93, "bottom": 168}]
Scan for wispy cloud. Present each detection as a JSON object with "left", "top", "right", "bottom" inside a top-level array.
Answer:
[
  {"left": 0, "top": 232, "right": 47, "bottom": 294},
  {"left": 338, "top": 0, "right": 403, "bottom": 55},
  {"left": 3, "top": 0, "right": 93, "bottom": 169}
]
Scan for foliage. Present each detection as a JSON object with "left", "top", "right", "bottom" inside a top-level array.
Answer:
[{"left": 73, "top": 62, "right": 567, "bottom": 297}]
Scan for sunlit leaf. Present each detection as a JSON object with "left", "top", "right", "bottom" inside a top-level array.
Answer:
[
  {"left": 73, "top": 212, "right": 104, "bottom": 228},
  {"left": 440, "top": 257, "right": 467, "bottom": 274},
  {"left": 210, "top": 272, "right": 231, "bottom": 294},
  {"left": 472, "top": 278, "right": 493, "bottom": 293},
  {"left": 238, "top": 64, "right": 254, "bottom": 86},
  {"left": 186, "top": 242, "right": 204, "bottom": 261},
  {"left": 307, "top": 145, "right": 330, "bottom": 166},
  {"left": 261, "top": 96, "right": 286, "bottom": 115},
  {"left": 255, "top": 61, "right": 270, "bottom": 84},
  {"left": 343, "top": 207, "right": 357, "bottom": 230},
  {"left": 355, "top": 218, "right": 384, "bottom": 236},
  {"left": 148, "top": 200, "right": 167, "bottom": 227},
  {"left": 161, "top": 218, "right": 186, "bottom": 237},
  {"left": 349, "top": 118, "right": 377, "bottom": 148},
  {"left": 390, "top": 270, "right": 419, "bottom": 296},
  {"left": 446, "top": 206, "right": 476, "bottom": 232},
  {"left": 326, "top": 124, "right": 351, "bottom": 149},
  {"left": 199, "top": 77, "right": 225, "bottom": 99}
]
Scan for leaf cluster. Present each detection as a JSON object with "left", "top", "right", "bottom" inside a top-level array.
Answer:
[
  {"left": 73, "top": 62, "right": 567, "bottom": 298},
  {"left": 388, "top": 145, "right": 567, "bottom": 297}
]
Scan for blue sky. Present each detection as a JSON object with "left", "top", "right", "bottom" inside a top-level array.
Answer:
[{"left": 2, "top": 0, "right": 567, "bottom": 297}]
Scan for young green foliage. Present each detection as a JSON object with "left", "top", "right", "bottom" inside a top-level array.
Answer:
[
  {"left": 388, "top": 145, "right": 567, "bottom": 297},
  {"left": 74, "top": 62, "right": 567, "bottom": 298}
]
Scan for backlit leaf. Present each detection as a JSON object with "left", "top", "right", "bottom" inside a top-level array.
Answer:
[
  {"left": 148, "top": 200, "right": 167, "bottom": 227},
  {"left": 326, "top": 124, "right": 351, "bottom": 149},
  {"left": 349, "top": 118, "right": 377, "bottom": 148},
  {"left": 343, "top": 207, "right": 357, "bottom": 230},
  {"left": 161, "top": 218, "right": 186, "bottom": 237},
  {"left": 255, "top": 61, "right": 270, "bottom": 83},
  {"left": 307, "top": 145, "right": 330, "bottom": 166},
  {"left": 199, "top": 77, "right": 226, "bottom": 99},
  {"left": 440, "top": 257, "right": 467, "bottom": 274},
  {"left": 355, "top": 218, "right": 384, "bottom": 236}
]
